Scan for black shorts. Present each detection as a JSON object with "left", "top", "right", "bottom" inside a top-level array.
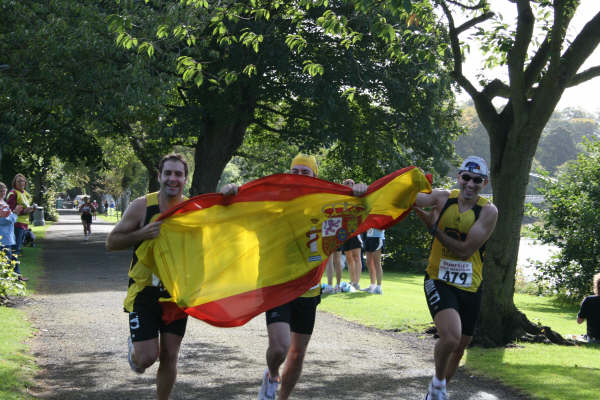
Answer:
[
  {"left": 265, "top": 296, "right": 321, "bottom": 335},
  {"left": 365, "top": 237, "right": 384, "bottom": 252},
  {"left": 129, "top": 287, "right": 188, "bottom": 342},
  {"left": 423, "top": 274, "right": 481, "bottom": 336},
  {"left": 342, "top": 236, "right": 362, "bottom": 251},
  {"left": 81, "top": 213, "right": 92, "bottom": 224}
]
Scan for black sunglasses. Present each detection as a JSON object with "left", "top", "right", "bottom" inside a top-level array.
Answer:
[{"left": 460, "top": 174, "right": 484, "bottom": 184}]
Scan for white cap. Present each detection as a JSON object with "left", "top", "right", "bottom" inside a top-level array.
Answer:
[{"left": 459, "top": 156, "right": 488, "bottom": 177}]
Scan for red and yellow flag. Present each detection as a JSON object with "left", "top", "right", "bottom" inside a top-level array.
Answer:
[{"left": 135, "top": 167, "right": 431, "bottom": 327}]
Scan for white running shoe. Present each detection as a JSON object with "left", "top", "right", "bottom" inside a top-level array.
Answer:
[
  {"left": 374, "top": 286, "right": 383, "bottom": 295},
  {"left": 258, "top": 369, "right": 279, "bottom": 400},
  {"left": 322, "top": 285, "right": 335, "bottom": 295},
  {"left": 425, "top": 381, "right": 448, "bottom": 400},
  {"left": 127, "top": 336, "right": 145, "bottom": 374}
]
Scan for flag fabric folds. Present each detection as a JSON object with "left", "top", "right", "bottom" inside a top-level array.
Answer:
[{"left": 135, "top": 166, "right": 431, "bottom": 327}]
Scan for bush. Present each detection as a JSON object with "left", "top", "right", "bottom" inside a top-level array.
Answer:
[
  {"left": 383, "top": 213, "right": 430, "bottom": 272},
  {"left": 0, "top": 248, "right": 25, "bottom": 300},
  {"left": 532, "top": 139, "right": 600, "bottom": 301}
]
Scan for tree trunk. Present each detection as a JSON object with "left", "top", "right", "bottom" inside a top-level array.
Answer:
[
  {"left": 477, "top": 121, "right": 545, "bottom": 346},
  {"left": 191, "top": 119, "right": 250, "bottom": 195}
]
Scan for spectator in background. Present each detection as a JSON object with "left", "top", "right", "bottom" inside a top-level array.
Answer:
[
  {"left": 323, "top": 250, "right": 343, "bottom": 294},
  {"left": 341, "top": 178, "right": 363, "bottom": 292},
  {"left": 6, "top": 174, "right": 35, "bottom": 281},
  {"left": 577, "top": 273, "right": 600, "bottom": 343},
  {"left": 363, "top": 228, "right": 385, "bottom": 294},
  {"left": 92, "top": 200, "right": 98, "bottom": 220},
  {"left": 0, "top": 182, "right": 24, "bottom": 279}
]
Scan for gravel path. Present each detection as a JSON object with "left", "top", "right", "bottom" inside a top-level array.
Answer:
[{"left": 23, "top": 211, "right": 528, "bottom": 399}]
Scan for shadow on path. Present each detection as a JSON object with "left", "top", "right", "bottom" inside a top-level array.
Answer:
[{"left": 24, "top": 212, "right": 529, "bottom": 400}]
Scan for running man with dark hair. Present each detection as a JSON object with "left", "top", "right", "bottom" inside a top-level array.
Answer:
[{"left": 106, "top": 153, "right": 189, "bottom": 400}]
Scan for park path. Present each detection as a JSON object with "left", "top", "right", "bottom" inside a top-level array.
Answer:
[{"left": 23, "top": 211, "right": 528, "bottom": 400}]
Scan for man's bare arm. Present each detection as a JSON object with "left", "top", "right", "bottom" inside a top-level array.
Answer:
[
  {"left": 432, "top": 204, "right": 498, "bottom": 259},
  {"left": 105, "top": 197, "right": 162, "bottom": 251}
]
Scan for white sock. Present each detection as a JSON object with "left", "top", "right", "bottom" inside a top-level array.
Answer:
[
  {"left": 432, "top": 375, "right": 446, "bottom": 388},
  {"left": 369, "top": 284, "right": 376, "bottom": 290}
]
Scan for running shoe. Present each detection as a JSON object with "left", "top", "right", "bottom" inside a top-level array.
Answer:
[
  {"left": 322, "top": 285, "right": 335, "bottom": 295},
  {"left": 258, "top": 369, "right": 279, "bottom": 400},
  {"left": 374, "top": 286, "right": 383, "bottom": 295},
  {"left": 127, "top": 336, "right": 145, "bottom": 374},
  {"left": 424, "top": 381, "right": 448, "bottom": 400}
]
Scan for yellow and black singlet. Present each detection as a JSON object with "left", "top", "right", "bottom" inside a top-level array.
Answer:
[
  {"left": 425, "top": 189, "right": 489, "bottom": 293},
  {"left": 123, "top": 192, "right": 188, "bottom": 312}
]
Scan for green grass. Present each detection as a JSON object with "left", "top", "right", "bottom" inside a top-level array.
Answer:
[
  {"left": 17, "top": 223, "right": 52, "bottom": 295},
  {"left": 0, "top": 225, "right": 48, "bottom": 400},
  {"left": 0, "top": 306, "right": 36, "bottom": 400},
  {"left": 98, "top": 212, "right": 121, "bottom": 224},
  {"left": 320, "top": 271, "right": 431, "bottom": 331},
  {"left": 321, "top": 270, "right": 599, "bottom": 400}
]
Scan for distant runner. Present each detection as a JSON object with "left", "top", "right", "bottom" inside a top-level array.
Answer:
[{"left": 78, "top": 197, "right": 95, "bottom": 240}]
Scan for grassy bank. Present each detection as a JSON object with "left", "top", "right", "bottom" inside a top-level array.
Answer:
[
  {"left": 0, "top": 223, "right": 51, "bottom": 399},
  {"left": 320, "top": 271, "right": 598, "bottom": 400}
]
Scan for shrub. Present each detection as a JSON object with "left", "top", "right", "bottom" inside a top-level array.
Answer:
[{"left": 0, "top": 248, "right": 25, "bottom": 300}]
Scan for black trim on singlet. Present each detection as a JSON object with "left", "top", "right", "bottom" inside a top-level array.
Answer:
[
  {"left": 127, "top": 201, "right": 161, "bottom": 287},
  {"left": 433, "top": 196, "right": 485, "bottom": 258}
]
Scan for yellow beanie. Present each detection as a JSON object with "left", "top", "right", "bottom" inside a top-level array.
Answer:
[{"left": 290, "top": 153, "right": 318, "bottom": 176}]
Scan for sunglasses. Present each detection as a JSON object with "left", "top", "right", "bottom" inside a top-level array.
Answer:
[{"left": 460, "top": 174, "right": 484, "bottom": 184}]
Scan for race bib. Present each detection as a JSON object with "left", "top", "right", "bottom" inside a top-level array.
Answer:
[{"left": 438, "top": 259, "right": 473, "bottom": 287}]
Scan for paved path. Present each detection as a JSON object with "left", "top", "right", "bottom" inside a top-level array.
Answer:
[{"left": 24, "top": 212, "right": 528, "bottom": 399}]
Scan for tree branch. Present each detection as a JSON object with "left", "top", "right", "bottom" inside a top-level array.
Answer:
[
  {"left": 251, "top": 119, "right": 284, "bottom": 135},
  {"left": 560, "top": 11, "right": 600, "bottom": 86},
  {"left": 438, "top": 1, "right": 479, "bottom": 99},
  {"left": 567, "top": 65, "right": 600, "bottom": 87},
  {"left": 508, "top": 0, "right": 534, "bottom": 118},
  {"left": 437, "top": 1, "right": 500, "bottom": 132},
  {"left": 445, "top": 0, "right": 488, "bottom": 10},
  {"left": 524, "top": 34, "right": 551, "bottom": 89},
  {"left": 255, "top": 103, "right": 315, "bottom": 123},
  {"left": 481, "top": 78, "right": 511, "bottom": 99},
  {"left": 456, "top": 12, "right": 495, "bottom": 35}
]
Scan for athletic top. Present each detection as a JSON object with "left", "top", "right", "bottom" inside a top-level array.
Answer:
[
  {"left": 6, "top": 189, "right": 32, "bottom": 227},
  {"left": 79, "top": 203, "right": 94, "bottom": 215},
  {"left": 426, "top": 189, "right": 489, "bottom": 293},
  {"left": 578, "top": 295, "right": 600, "bottom": 339},
  {"left": 123, "top": 192, "right": 187, "bottom": 311},
  {"left": 366, "top": 228, "right": 385, "bottom": 239}
]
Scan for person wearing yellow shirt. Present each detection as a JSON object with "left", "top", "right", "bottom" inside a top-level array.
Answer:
[
  {"left": 413, "top": 156, "right": 498, "bottom": 400},
  {"left": 106, "top": 154, "right": 189, "bottom": 400},
  {"left": 220, "top": 153, "right": 367, "bottom": 400}
]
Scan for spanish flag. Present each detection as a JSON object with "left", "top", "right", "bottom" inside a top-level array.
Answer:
[{"left": 136, "top": 166, "right": 431, "bottom": 327}]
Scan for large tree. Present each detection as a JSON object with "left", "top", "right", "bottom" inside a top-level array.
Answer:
[
  {"left": 109, "top": 0, "right": 462, "bottom": 195},
  {"left": 202, "top": 0, "right": 600, "bottom": 345},
  {"left": 433, "top": 0, "right": 600, "bottom": 345}
]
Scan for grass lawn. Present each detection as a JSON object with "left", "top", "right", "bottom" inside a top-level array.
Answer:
[
  {"left": 320, "top": 270, "right": 599, "bottom": 400},
  {"left": 0, "top": 223, "right": 51, "bottom": 399},
  {"left": 97, "top": 213, "right": 121, "bottom": 224},
  {"left": 0, "top": 306, "right": 36, "bottom": 400}
]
